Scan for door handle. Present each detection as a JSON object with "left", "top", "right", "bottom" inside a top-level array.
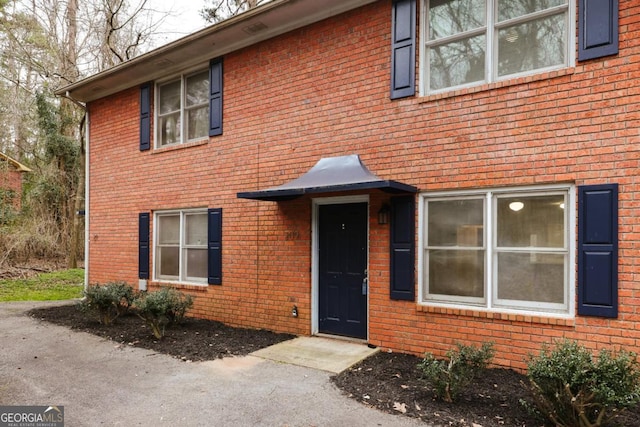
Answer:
[{"left": 362, "top": 277, "right": 368, "bottom": 296}]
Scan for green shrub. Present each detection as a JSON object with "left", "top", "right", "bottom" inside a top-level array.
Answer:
[
  {"left": 78, "top": 281, "right": 135, "bottom": 325},
  {"left": 134, "top": 287, "right": 194, "bottom": 339},
  {"left": 418, "top": 341, "right": 495, "bottom": 402},
  {"left": 526, "top": 339, "right": 640, "bottom": 427}
]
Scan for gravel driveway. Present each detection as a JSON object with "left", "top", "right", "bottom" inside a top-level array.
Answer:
[{"left": 0, "top": 301, "right": 426, "bottom": 426}]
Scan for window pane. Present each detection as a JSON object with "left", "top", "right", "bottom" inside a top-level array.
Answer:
[
  {"left": 187, "top": 106, "right": 208, "bottom": 141},
  {"left": 185, "top": 248, "right": 207, "bottom": 279},
  {"left": 430, "top": 35, "right": 485, "bottom": 90},
  {"left": 429, "top": 0, "right": 485, "bottom": 39},
  {"left": 497, "top": 252, "right": 564, "bottom": 303},
  {"left": 159, "top": 113, "right": 181, "bottom": 146},
  {"left": 186, "top": 71, "right": 209, "bottom": 107},
  {"left": 158, "top": 215, "right": 180, "bottom": 244},
  {"left": 185, "top": 213, "right": 207, "bottom": 246},
  {"left": 158, "top": 246, "right": 179, "bottom": 277},
  {"left": 159, "top": 80, "right": 181, "bottom": 114},
  {"left": 497, "top": 14, "right": 566, "bottom": 77},
  {"left": 497, "top": 0, "right": 566, "bottom": 22},
  {"left": 429, "top": 249, "right": 485, "bottom": 297},
  {"left": 428, "top": 199, "right": 484, "bottom": 247},
  {"left": 497, "top": 195, "right": 564, "bottom": 248}
]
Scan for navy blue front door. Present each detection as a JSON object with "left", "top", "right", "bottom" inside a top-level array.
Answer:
[{"left": 318, "top": 203, "right": 368, "bottom": 339}]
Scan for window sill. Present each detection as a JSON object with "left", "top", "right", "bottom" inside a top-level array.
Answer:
[
  {"left": 151, "top": 138, "right": 208, "bottom": 154},
  {"left": 416, "top": 304, "right": 575, "bottom": 327},
  {"left": 151, "top": 281, "right": 209, "bottom": 292},
  {"left": 417, "top": 67, "right": 576, "bottom": 104}
]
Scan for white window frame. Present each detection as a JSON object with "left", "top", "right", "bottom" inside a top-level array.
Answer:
[
  {"left": 419, "top": 0, "right": 576, "bottom": 95},
  {"left": 155, "top": 66, "right": 209, "bottom": 148},
  {"left": 153, "top": 208, "right": 208, "bottom": 285},
  {"left": 418, "top": 184, "right": 575, "bottom": 317},
  {"left": 422, "top": 194, "right": 487, "bottom": 306}
]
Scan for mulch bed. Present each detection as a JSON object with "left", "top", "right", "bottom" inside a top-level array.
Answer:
[
  {"left": 28, "top": 303, "right": 295, "bottom": 361},
  {"left": 331, "top": 351, "right": 640, "bottom": 427},
  {"left": 29, "top": 303, "right": 640, "bottom": 426}
]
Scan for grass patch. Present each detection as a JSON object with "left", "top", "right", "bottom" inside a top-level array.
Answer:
[{"left": 0, "top": 269, "right": 84, "bottom": 302}]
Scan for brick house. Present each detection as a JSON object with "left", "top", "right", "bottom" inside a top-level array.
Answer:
[
  {"left": 0, "top": 152, "right": 30, "bottom": 211},
  {"left": 58, "top": 0, "right": 638, "bottom": 369}
]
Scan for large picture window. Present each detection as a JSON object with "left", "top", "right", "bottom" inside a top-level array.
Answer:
[
  {"left": 422, "top": 0, "right": 571, "bottom": 94},
  {"left": 156, "top": 70, "right": 209, "bottom": 147},
  {"left": 421, "top": 186, "right": 573, "bottom": 314},
  {"left": 155, "top": 209, "right": 208, "bottom": 284}
]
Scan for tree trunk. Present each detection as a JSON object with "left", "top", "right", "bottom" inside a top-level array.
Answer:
[
  {"left": 64, "top": 0, "right": 81, "bottom": 268},
  {"left": 69, "top": 116, "right": 85, "bottom": 269}
]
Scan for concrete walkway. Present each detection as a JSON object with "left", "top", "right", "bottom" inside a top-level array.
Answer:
[
  {"left": 0, "top": 301, "right": 427, "bottom": 426},
  {"left": 251, "top": 336, "right": 379, "bottom": 374}
]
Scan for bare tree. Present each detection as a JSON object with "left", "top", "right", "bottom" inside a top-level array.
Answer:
[
  {"left": 62, "top": 0, "right": 82, "bottom": 268},
  {"left": 0, "top": 1, "right": 47, "bottom": 160},
  {"left": 201, "top": 0, "right": 268, "bottom": 24},
  {"left": 0, "top": 0, "right": 170, "bottom": 268},
  {"left": 94, "top": 0, "right": 167, "bottom": 70}
]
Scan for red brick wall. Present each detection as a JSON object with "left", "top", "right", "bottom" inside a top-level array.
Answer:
[
  {"left": 87, "top": 0, "right": 640, "bottom": 370},
  {"left": 0, "top": 165, "right": 23, "bottom": 210}
]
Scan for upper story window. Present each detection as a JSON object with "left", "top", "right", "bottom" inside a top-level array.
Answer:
[
  {"left": 422, "top": 0, "right": 572, "bottom": 94},
  {"left": 156, "top": 70, "right": 209, "bottom": 147},
  {"left": 140, "top": 58, "right": 222, "bottom": 152}
]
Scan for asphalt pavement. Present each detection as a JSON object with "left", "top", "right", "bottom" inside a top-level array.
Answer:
[{"left": 0, "top": 301, "right": 427, "bottom": 426}]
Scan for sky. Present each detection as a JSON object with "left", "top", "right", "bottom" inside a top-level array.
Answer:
[{"left": 152, "top": 1, "right": 209, "bottom": 45}]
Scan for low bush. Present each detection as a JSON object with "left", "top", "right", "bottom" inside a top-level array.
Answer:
[
  {"left": 418, "top": 341, "right": 495, "bottom": 403},
  {"left": 77, "top": 281, "right": 135, "bottom": 325},
  {"left": 134, "top": 287, "right": 193, "bottom": 339},
  {"left": 0, "top": 217, "right": 65, "bottom": 265},
  {"left": 526, "top": 339, "right": 640, "bottom": 427}
]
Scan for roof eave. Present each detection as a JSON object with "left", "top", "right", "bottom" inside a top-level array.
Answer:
[
  {"left": 0, "top": 153, "right": 32, "bottom": 172},
  {"left": 56, "top": 0, "right": 378, "bottom": 103}
]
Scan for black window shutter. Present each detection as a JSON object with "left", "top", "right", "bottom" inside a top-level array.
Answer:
[
  {"left": 138, "top": 212, "right": 150, "bottom": 279},
  {"left": 209, "top": 58, "right": 223, "bottom": 137},
  {"left": 390, "top": 196, "right": 415, "bottom": 301},
  {"left": 139, "top": 83, "right": 151, "bottom": 151},
  {"left": 390, "top": 0, "right": 416, "bottom": 100},
  {"left": 578, "top": 184, "right": 618, "bottom": 318},
  {"left": 208, "top": 208, "right": 222, "bottom": 285},
  {"left": 578, "top": 0, "right": 619, "bottom": 61}
]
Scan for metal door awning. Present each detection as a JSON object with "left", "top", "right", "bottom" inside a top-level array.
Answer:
[{"left": 237, "top": 154, "right": 417, "bottom": 201}]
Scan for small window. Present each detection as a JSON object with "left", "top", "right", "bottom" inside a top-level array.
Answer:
[
  {"left": 422, "top": 186, "right": 572, "bottom": 314},
  {"left": 155, "top": 209, "right": 207, "bottom": 284},
  {"left": 156, "top": 70, "right": 209, "bottom": 147},
  {"left": 422, "top": 0, "right": 572, "bottom": 94}
]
